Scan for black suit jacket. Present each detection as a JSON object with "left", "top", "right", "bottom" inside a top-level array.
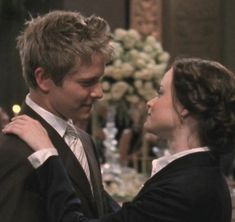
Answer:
[
  {"left": 0, "top": 103, "right": 114, "bottom": 222},
  {"left": 37, "top": 151, "right": 232, "bottom": 222}
]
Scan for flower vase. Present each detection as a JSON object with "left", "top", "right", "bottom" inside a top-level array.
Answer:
[
  {"left": 102, "top": 105, "right": 122, "bottom": 175},
  {"left": 103, "top": 105, "right": 118, "bottom": 154}
]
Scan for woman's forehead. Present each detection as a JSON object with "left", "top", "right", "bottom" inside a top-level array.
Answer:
[{"left": 160, "top": 68, "right": 173, "bottom": 88}]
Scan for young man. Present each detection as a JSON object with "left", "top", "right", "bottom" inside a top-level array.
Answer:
[{"left": 0, "top": 10, "right": 117, "bottom": 222}]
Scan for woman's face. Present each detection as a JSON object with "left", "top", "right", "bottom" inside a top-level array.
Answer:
[{"left": 144, "top": 68, "right": 182, "bottom": 138}]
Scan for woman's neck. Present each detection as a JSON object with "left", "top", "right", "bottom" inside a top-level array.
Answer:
[{"left": 167, "top": 125, "right": 201, "bottom": 154}]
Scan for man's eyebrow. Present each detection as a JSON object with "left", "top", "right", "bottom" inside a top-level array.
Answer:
[{"left": 76, "top": 77, "right": 101, "bottom": 83}]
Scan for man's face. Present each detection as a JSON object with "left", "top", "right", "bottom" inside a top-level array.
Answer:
[{"left": 46, "top": 53, "right": 105, "bottom": 121}]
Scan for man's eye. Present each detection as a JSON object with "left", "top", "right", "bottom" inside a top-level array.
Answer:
[
  {"left": 81, "top": 82, "right": 94, "bottom": 87},
  {"left": 79, "top": 79, "right": 100, "bottom": 87}
]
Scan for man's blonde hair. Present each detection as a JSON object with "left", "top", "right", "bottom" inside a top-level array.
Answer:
[{"left": 17, "top": 10, "right": 113, "bottom": 88}]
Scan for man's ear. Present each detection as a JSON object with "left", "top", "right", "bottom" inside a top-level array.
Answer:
[{"left": 34, "top": 67, "right": 53, "bottom": 92}]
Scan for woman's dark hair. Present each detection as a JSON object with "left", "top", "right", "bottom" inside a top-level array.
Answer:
[{"left": 172, "top": 57, "right": 235, "bottom": 155}]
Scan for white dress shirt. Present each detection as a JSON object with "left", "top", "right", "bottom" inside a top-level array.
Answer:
[
  {"left": 151, "top": 147, "right": 209, "bottom": 177},
  {"left": 25, "top": 94, "right": 68, "bottom": 138},
  {"left": 25, "top": 95, "right": 87, "bottom": 170},
  {"left": 26, "top": 95, "right": 93, "bottom": 188}
]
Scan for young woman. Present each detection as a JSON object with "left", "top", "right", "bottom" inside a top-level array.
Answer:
[{"left": 3, "top": 57, "right": 235, "bottom": 222}]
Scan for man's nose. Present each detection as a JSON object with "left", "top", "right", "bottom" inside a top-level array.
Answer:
[{"left": 90, "top": 83, "right": 103, "bottom": 99}]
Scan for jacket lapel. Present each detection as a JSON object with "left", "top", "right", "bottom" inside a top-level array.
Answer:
[
  {"left": 77, "top": 129, "right": 105, "bottom": 216},
  {"left": 21, "top": 103, "right": 95, "bottom": 210}
]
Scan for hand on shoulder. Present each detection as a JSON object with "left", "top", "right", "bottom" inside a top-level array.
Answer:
[{"left": 2, "top": 114, "right": 54, "bottom": 151}]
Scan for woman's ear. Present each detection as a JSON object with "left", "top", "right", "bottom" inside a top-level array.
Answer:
[
  {"left": 180, "top": 108, "right": 190, "bottom": 119},
  {"left": 34, "top": 67, "right": 53, "bottom": 93}
]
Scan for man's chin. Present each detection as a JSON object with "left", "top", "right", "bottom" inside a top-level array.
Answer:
[
  {"left": 143, "top": 121, "right": 149, "bottom": 131},
  {"left": 143, "top": 122, "right": 155, "bottom": 134},
  {"left": 73, "top": 112, "right": 91, "bottom": 123},
  {"left": 82, "top": 112, "right": 91, "bottom": 120}
]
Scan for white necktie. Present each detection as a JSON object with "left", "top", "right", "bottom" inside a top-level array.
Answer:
[{"left": 64, "top": 122, "right": 91, "bottom": 185}]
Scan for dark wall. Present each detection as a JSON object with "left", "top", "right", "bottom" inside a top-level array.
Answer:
[
  {"left": 162, "top": 0, "right": 223, "bottom": 62},
  {"left": 63, "top": 0, "right": 129, "bottom": 30},
  {"left": 0, "top": 0, "right": 128, "bottom": 114},
  {"left": 223, "top": 0, "right": 235, "bottom": 72},
  {"left": 161, "top": 0, "right": 235, "bottom": 72},
  {"left": 0, "top": 0, "right": 23, "bottom": 114}
]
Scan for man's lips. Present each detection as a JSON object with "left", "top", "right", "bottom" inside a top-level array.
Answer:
[{"left": 81, "top": 104, "right": 92, "bottom": 110}]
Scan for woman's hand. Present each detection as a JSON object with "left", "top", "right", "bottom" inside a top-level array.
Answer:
[{"left": 2, "top": 115, "right": 54, "bottom": 151}]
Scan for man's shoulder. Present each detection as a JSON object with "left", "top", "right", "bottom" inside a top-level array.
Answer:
[{"left": 0, "top": 133, "right": 33, "bottom": 159}]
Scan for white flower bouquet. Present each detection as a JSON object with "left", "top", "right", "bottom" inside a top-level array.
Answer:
[{"left": 102, "top": 28, "right": 170, "bottom": 105}]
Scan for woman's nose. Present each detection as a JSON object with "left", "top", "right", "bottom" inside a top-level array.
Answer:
[{"left": 147, "top": 97, "right": 156, "bottom": 108}]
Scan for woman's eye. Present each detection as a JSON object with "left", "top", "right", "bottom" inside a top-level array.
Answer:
[{"left": 156, "top": 90, "right": 163, "bottom": 97}]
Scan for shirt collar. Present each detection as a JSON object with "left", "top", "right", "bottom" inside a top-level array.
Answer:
[
  {"left": 151, "top": 147, "right": 209, "bottom": 177},
  {"left": 25, "top": 94, "right": 69, "bottom": 137}
]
